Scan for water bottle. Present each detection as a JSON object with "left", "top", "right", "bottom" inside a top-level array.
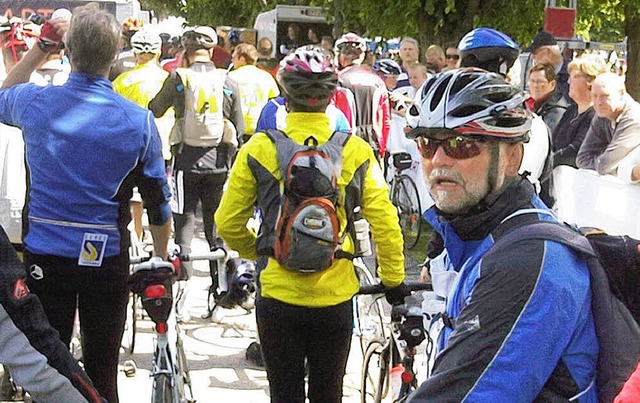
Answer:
[{"left": 353, "top": 206, "right": 372, "bottom": 256}]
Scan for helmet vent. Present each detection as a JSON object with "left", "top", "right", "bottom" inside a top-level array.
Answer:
[
  {"left": 450, "top": 104, "right": 485, "bottom": 118},
  {"left": 430, "top": 76, "right": 452, "bottom": 112},
  {"left": 450, "top": 74, "right": 479, "bottom": 96}
]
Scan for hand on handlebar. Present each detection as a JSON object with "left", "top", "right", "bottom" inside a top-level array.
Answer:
[{"left": 384, "top": 282, "right": 411, "bottom": 306}]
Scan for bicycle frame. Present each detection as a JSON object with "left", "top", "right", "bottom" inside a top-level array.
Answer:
[
  {"left": 151, "top": 324, "right": 188, "bottom": 403},
  {"left": 130, "top": 250, "right": 228, "bottom": 403},
  {"left": 358, "top": 282, "right": 432, "bottom": 403}
]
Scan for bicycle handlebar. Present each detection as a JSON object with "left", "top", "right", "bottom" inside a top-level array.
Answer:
[
  {"left": 129, "top": 248, "right": 237, "bottom": 265},
  {"left": 358, "top": 281, "right": 432, "bottom": 295}
]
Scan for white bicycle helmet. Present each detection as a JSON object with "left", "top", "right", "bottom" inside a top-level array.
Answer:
[
  {"left": 130, "top": 30, "right": 161, "bottom": 54},
  {"left": 334, "top": 32, "right": 366, "bottom": 61},
  {"left": 181, "top": 26, "right": 217, "bottom": 52},
  {"left": 406, "top": 68, "right": 531, "bottom": 142},
  {"left": 277, "top": 46, "right": 337, "bottom": 109}
]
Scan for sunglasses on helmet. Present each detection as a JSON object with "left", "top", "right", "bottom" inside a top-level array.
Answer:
[{"left": 415, "top": 131, "right": 486, "bottom": 160}]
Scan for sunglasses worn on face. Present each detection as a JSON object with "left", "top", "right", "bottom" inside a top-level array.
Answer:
[
  {"left": 446, "top": 54, "right": 460, "bottom": 60},
  {"left": 416, "top": 135, "right": 485, "bottom": 160}
]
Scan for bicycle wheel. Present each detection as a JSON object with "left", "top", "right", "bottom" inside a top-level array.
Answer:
[
  {"left": 122, "top": 292, "right": 137, "bottom": 354},
  {"left": 151, "top": 374, "right": 173, "bottom": 403},
  {"left": 175, "top": 330, "right": 194, "bottom": 402},
  {"left": 353, "top": 261, "right": 387, "bottom": 355},
  {"left": 391, "top": 175, "right": 422, "bottom": 249},
  {"left": 361, "top": 340, "right": 390, "bottom": 403}
]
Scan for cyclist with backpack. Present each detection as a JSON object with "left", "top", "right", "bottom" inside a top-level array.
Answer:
[
  {"left": 215, "top": 47, "right": 408, "bottom": 403},
  {"left": 405, "top": 68, "right": 598, "bottom": 401},
  {"left": 149, "top": 26, "right": 243, "bottom": 321}
]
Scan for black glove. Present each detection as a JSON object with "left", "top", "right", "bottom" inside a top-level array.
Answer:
[
  {"left": 399, "top": 310, "right": 426, "bottom": 347},
  {"left": 384, "top": 282, "right": 411, "bottom": 306}
]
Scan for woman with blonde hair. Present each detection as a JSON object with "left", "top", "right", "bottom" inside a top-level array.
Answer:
[{"left": 552, "top": 54, "right": 608, "bottom": 167}]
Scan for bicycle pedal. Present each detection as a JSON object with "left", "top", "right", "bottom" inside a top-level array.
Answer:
[{"left": 122, "top": 360, "right": 137, "bottom": 377}]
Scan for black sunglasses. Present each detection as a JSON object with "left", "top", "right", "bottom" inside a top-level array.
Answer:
[
  {"left": 416, "top": 134, "right": 485, "bottom": 160},
  {"left": 445, "top": 54, "right": 460, "bottom": 60}
]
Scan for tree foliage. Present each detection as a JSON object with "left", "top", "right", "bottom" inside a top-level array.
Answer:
[{"left": 143, "top": 0, "right": 639, "bottom": 95}]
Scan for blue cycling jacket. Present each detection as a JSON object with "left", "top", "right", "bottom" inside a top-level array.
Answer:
[
  {"left": 409, "top": 179, "right": 598, "bottom": 402},
  {"left": 255, "top": 96, "right": 351, "bottom": 133},
  {"left": 0, "top": 73, "right": 171, "bottom": 260}
]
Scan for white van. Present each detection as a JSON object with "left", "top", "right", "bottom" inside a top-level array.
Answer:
[{"left": 254, "top": 5, "right": 333, "bottom": 59}]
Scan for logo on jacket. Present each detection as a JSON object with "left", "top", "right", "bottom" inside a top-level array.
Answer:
[
  {"left": 12, "top": 279, "right": 30, "bottom": 300},
  {"left": 29, "top": 264, "right": 44, "bottom": 280},
  {"left": 78, "top": 233, "right": 108, "bottom": 267}
]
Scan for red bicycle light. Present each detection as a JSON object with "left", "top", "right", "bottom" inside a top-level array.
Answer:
[
  {"left": 145, "top": 285, "right": 166, "bottom": 298},
  {"left": 401, "top": 371, "right": 413, "bottom": 383},
  {"left": 156, "top": 322, "right": 167, "bottom": 334}
]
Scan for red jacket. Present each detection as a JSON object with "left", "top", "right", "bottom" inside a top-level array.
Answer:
[{"left": 615, "top": 360, "right": 640, "bottom": 403}]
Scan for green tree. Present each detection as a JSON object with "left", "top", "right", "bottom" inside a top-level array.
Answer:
[{"left": 143, "top": 0, "right": 638, "bottom": 96}]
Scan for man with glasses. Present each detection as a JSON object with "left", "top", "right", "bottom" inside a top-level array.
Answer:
[{"left": 406, "top": 68, "right": 598, "bottom": 401}]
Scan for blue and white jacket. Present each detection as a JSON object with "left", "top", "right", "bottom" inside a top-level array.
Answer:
[
  {"left": 0, "top": 73, "right": 171, "bottom": 260},
  {"left": 409, "top": 179, "right": 598, "bottom": 402}
]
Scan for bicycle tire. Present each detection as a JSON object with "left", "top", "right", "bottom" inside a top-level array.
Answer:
[
  {"left": 353, "top": 262, "right": 387, "bottom": 355},
  {"left": 391, "top": 175, "right": 422, "bottom": 249},
  {"left": 151, "top": 374, "right": 173, "bottom": 403},
  {"left": 361, "top": 340, "right": 390, "bottom": 403},
  {"left": 122, "top": 292, "right": 137, "bottom": 354},
  {"left": 175, "top": 330, "right": 193, "bottom": 402}
]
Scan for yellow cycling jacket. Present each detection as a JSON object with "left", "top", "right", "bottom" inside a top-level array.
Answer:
[
  {"left": 112, "top": 60, "right": 174, "bottom": 160},
  {"left": 215, "top": 112, "right": 405, "bottom": 307},
  {"left": 227, "top": 64, "right": 280, "bottom": 135}
]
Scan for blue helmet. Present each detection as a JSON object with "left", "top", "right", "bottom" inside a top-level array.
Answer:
[
  {"left": 458, "top": 28, "right": 520, "bottom": 76},
  {"left": 372, "top": 58, "right": 403, "bottom": 76}
]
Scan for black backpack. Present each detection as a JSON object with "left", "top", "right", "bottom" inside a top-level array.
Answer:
[{"left": 491, "top": 221, "right": 640, "bottom": 402}]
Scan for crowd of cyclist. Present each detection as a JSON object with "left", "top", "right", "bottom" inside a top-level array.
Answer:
[{"left": 1, "top": 4, "right": 640, "bottom": 402}]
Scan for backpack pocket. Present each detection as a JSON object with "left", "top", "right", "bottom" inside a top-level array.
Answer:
[{"left": 276, "top": 198, "right": 339, "bottom": 273}]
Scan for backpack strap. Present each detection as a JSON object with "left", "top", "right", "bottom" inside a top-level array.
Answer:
[
  {"left": 264, "top": 129, "right": 299, "bottom": 180},
  {"left": 489, "top": 220, "right": 640, "bottom": 402},
  {"left": 489, "top": 221, "right": 596, "bottom": 260}
]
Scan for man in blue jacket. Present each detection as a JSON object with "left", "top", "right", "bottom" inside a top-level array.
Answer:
[
  {"left": 406, "top": 68, "right": 598, "bottom": 401},
  {"left": 0, "top": 6, "right": 172, "bottom": 402}
]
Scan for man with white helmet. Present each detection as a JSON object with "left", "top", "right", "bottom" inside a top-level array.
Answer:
[
  {"left": 406, "top": 68, "right": 597, "bottom": 401},
  {"left": 150, "top": 26, "right": 243, "bottom": 321},
  {"left": 335, "top": 32, "right": 391, "bottom": 159},
  {"left": 113, "top": 29, "right": 174, "bottom": 242},
  {"left": 456, "top": 27, "right": 554, "bottom": 206}
]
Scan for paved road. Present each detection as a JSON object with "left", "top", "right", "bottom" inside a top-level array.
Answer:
[
  {"left": 117, "top": 235, "right": 378, "bottom": 403},
  {"left": 1, "top": 223, "right": 430, "bottom": 403}
]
